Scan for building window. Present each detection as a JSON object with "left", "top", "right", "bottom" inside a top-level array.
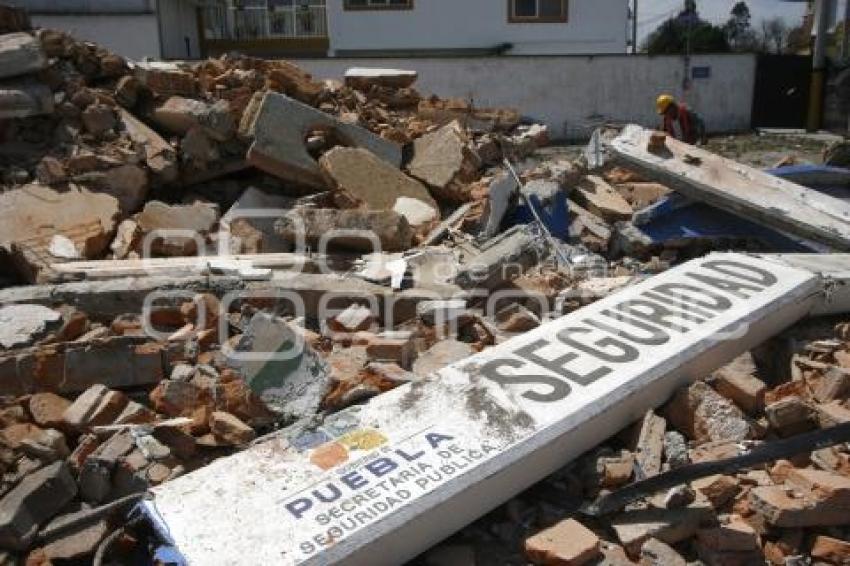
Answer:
[
  {"left": 509, "top": 0, "right": 567, "bottom": 22},
  {"left": 202, "top": 0, "right": 328, "bottom": 40},
  {"left": 344, "top": 0, "right": 413, "bottom": 11}
]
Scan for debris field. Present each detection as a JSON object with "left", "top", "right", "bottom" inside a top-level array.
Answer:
[{"left": 0, "top": 5, "right": 849, "bottom": 565}]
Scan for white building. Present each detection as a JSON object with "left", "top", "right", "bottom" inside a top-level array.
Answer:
[
  {"left": 7, "top": 0, "right": 201, "bottom": 60},
  {"left": 11, "top": 0, "right": 630, "bottom": 59}
]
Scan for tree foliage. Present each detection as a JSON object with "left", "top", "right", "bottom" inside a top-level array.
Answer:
[
  {"left": 724, "top": 1, "right": 758, "bottom": 51},
  {"left": 760, "top": 17, "right": 789, "bottom": 53},
  {"left": 644, "top": 0, "right": 731, "bottom": 54}
]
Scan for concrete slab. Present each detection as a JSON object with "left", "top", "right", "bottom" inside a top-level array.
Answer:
[
  {"left": 607, "top": 125, "right": 850, "bottom": 250},
  {"left": 142, "top": 253, "right": 825, "bottom": 565},
  {"left": 246, "top": 92, "right": 402, "bottom": 190},
  {"left": 0, "top": 32, "right": 46, "bottom": 80},
  {"left": 0, "top": 78, "right": 52, "bottom": 119}
]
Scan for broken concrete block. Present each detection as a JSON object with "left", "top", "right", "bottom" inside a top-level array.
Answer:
[
  {"left": 695, "top": 516, "right": 761, "bottom": 566},
  {"left": 62, "top": 384, "right": 128, "bottom": 431},
  {"left": 152, "top": 96, "right": 235, "bottom": 141},
  {"left": 482, "top": 174, "right": 519, "bottom": 238},
  {"left": 692, "top": 474, "right": 740, "bottom": 508},
  {"left": 612, "top": 504, "right": 715, "bottom": 557},
  {"left": 0, "top": 78, "right": 52, "bottom": 118},
  {"left": 455, "top": 225, "right": 542, "bottom": 290},
  {"left": 328, "top": 304, "right": 375, "bottom": 333},
  {"left": 593, "top": 449, "right": 634, "bottom": 488},
  {"left": 665, "top": 382, "right": 754, "bottom": 443},
  {"left": 27, "top": 393, "right": 71, "bottom": 429},
  {"left": 96, "top": 163, "right": 150, "bottom": 214},
  {"left": 220, "top": 186, "right": 294, "bottom": 254},
  {"left": 135, "top": 200, "right": 220, "bottom": 256},
  {"left": 134, "top": 62, "right": 196, "bottom": 97},
  {"left": 0, "top": 184, "right": 119, "bottom": 271},
  {"left": 0, "top": 461, "right": 76, "bottom": 550},
  {"left": 408, "top": 120, "right": 482, "bottom": 203},
  {"left": 0, "top": 304, "right": 60, "bottom": 349},
  {"left": 247, "top": 92, "right": 402, "bottom": 190},
  {"left": 525, "top": 518, "right": 601, "bottom": 566},
  {"left": 413, "top": 339, "right": 474, "bottom": 377},
  {"left": 574, "top": 176, "right": 633, "bottom": 222},
  {"left": 0, "top": 32, "right": 46, "bottom": 80},
  {"left": 210, "top": 411, "right": 256, "bottom": 446},
  {"left": 393, "top": 196, "right": 439, "bottom": 232},
  {"left": 227, "top": 313, "right": 330, "bottom": 423},
  {"left": 568, "top": 200, "right": 612, "bottom": 253},
  {"left": 0, "top": 336, "right": 169, "bottom": 395},
  {"left": 366, "top": 331, "right": 416, "bottom": 370},
  {"left": 110, "top": 219, "right": 140, "bottom": 259},
  {"left": 750, "top": 469, "right": 850, "bottom": 527},
  {"left": 118, "top": 109, "right": 179, "bottom": 184},
  {"left": 320, "top": 147, "right": 438, "bottom": 215},
  {"left": 765, "top": 396, "right": 816, "bottom": 436},
  {"left": 345, "top": 67, "right": 417, "bottom": 90},
  {"left": 276, "top": 208, "right": 412, "bottom": 252},
  {"left": 814, "top": 367, "right": 850, "bottom": 402},
  {"left": 634, "top": 410, "right": 666, "bottom": 479},
  {"left": 496, "top": 303, "right": 541, "bottom": 333},
  {"left": 713, "top": 367, "right": 766, "bottom": 415}
]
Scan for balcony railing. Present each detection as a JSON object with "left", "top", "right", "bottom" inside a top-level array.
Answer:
[{"left": 203, "top": 1, "right": 328, "bottom": 41}]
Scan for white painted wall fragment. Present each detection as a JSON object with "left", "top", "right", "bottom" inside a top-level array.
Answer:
[
  {"left": 143, "top": 252, "right": 824, "bottom": 565},
  {"left": 608, "top": 125, "right": 850, "bottom": 250}
]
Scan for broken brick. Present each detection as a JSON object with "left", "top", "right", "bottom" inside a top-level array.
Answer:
[
  {"left": 525, "top": 518, "right": 601, "bottom": 566},
  {"left": 209, "top": 411, "right": 255, "bottom": 446}
]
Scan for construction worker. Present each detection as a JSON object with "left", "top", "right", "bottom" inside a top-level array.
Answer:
[{"left": 656, "top": 94, "right": 707, "bottom": 145}]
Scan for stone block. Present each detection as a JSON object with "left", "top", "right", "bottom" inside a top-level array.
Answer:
[{"left": 247, "top": 92, "right": 401, "bottom": 190}]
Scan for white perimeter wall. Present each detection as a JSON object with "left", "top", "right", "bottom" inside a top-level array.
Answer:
[
  {"left": 31, "top": 13, "right": 161, "bottom": 61},
  {"left": 326, "top": 0, "right": 629, "bottom": 55},
  {"left": 295, "top": 54, "right": 757, "bottom": 138}
]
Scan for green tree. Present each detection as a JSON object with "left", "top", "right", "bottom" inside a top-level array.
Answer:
[
  {"left": 644, "top": 1, "right": 731, "bottom": 54},
  {"left": 724, "top": 1, "right": 758, "bottom": 51},
  {"left": 759, "top": 17, "right": 789, "bottom": 53}
]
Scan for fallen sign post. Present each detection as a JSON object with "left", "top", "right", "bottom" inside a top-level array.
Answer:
[
  {"left": 605, "top": 125, "right": 850, "bottom": 250},
  {"left": 141, "top": 253, "right": 838, "bottom": 565}
]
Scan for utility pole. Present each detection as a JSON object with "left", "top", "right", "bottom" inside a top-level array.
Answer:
[
  {"left": 632, "top": 0, "right": 638, "bottom": 54},
  {"left": 808, "top": 0, "right": 831, "bottom": 131},
  {"left": 841, "top": 0, "right": 850, "bottom": 60}
]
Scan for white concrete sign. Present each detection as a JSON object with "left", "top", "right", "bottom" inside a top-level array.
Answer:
[{"left": 142, "top": 253, "right": 822, "bottom": 565}]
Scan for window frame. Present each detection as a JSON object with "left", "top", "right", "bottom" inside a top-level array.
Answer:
[
  {"left": 343, "top": 0, "right": 414, "bottom": 11},
  {"left": 508, "top": 0, "right": 568, "bottom": 23}
]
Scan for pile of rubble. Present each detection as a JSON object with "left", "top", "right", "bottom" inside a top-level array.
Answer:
[
  {"left": 0, "top": 10, "right": 849, "bottom": 565},
  {"left": 0, "top": 16, "right": 547, "bottom": 286},
  {"left": 435, "top": 319, "right": 850, "bottom": 565}
]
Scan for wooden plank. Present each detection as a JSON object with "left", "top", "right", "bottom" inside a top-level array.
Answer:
[{"left": 607, "top": 125, "right": 850, "bottom": 250}]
